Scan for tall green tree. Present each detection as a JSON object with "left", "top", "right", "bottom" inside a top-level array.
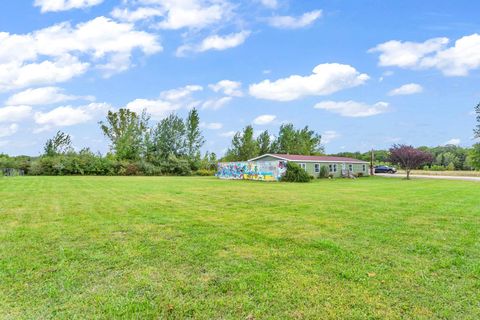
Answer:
[
  {"left": 44, "top": 131, "right": 73, "bottom": 156},
  {"left": 151, "top": 114, "right": 186, "bottom": 161},
  {"left": 474, "top": 102, "right": 480, "bottom": 139},
  {"left": 271, "top": 123, "right": 323, "bottom": 155},
  {"left": 224, "top": 125, "right": 259, "bottom": 161},
  {"left": 256, "top": 130, "right": 271, "bottom": 155},
  {"left": 185, "top": 108, "right": 205, "bottom": 163},
  {"left": 99, "top": 108, "right": 149, "bottom": 161}
]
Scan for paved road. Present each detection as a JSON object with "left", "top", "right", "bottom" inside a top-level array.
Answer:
[{"left": 376, "top": 173, "right": 480, "bottom": 182}]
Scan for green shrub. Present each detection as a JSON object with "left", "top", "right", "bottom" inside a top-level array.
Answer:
[
  {"left": 195, "top": 169, "right": 215, "bottom": 176},
  {"left": 318, "top": 165, "right": 329, "bottom": 178},
  {"left": 282, "top": 162, "right": 311, "bottom": 183}
]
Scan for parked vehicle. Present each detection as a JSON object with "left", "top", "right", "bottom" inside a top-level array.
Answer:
[{"left": 374, "top": 165, "right": 397, "bottom": 174}]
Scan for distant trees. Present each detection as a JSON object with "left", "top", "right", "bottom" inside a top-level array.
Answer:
[
  {"left": 389, "top": 144, "right": 433, "bottom": 179},
  {"left": 99, "top": 109, "right": 149, "bottom": 161},
  {"left": 223, "top": 123, "right": 323, "bottom": 161},
  {"left": 472, "top": 102, "right": 480, "bottom": 170},
  {"left": 474, "top": 102, "right": 480, "bottom": 139},
  {"left": 44, "top": 131, "right": 73, "bottom": 156}
]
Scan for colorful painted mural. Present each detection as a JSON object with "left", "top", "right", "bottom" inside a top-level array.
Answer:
[{"left": 216, "top": 161, "right": 287, "bottom": 181}]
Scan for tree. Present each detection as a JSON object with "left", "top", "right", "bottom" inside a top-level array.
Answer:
[
  {"left": 99, "top": 109, "right": 149, "bottom": 161},
  {"left": 151, "top": 114, "right": 186, "bottom": 161},
  {"left": 44, "top": 131, "right": 73, "bottom": 156},
  {"left": 185, "top": 108, "right": 205, "bottom": 166},
  {"left": 224, "top": 125, "right": 259, "bottom": 161},
  {"left": 389, "top": 144, "right": 433, "bottom": 180},
  {"left": 256, "top": 130, "right": 271, "bottom": 155},
  {"left": 474, "top": 102, "right": 480, "bottom": 139},
  {"left": 468, "top": 143, "right": 480, "bottom": 170},
  {"left": 271, "top": 123, "right": 323, "bottom": 155}
]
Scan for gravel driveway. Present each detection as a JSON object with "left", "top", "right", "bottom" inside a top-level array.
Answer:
[{"left": 376, "top": 173, "right": 480, "bottom": 182}]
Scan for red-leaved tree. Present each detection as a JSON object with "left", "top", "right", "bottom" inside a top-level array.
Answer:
[{"left": 389, "top": 145, "right": 433, "bottom": 180}]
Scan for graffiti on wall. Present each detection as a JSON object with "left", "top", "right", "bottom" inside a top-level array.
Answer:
[{"left": 216, "top": 161, "right": 287, "bottom": 181}]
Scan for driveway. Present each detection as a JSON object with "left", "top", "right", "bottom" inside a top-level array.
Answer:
[{"left": 376, "top": 173, "right": 480, "bottom": 182}]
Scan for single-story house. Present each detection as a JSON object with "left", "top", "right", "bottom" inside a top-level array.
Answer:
[{"left": 248, "top": 153, "right": 370, "bottom": 178}]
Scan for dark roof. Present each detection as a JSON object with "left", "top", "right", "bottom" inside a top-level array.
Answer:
[{"left": 249, "top": 153, "right": 368, "bottom": 163}]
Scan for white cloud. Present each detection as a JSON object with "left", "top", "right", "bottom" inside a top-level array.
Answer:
[
  {"left": 126, "top": 85, "right": 202, "bottom": 120},
  {"left": 0, "top": 17, "right": 161, "bottom": 91},
  {"left": 444, "top": 138, "right": 461, "bottom": 146},
  {"left": 260, "top": 0, "right": 278, "bottom": 9},
  {"left": 6, "top": 87, "right": 94, "bottom": 106},
  {"left": 0, "top": 105, "right": 33, "bottom": 123},
  {"left": 177, "top": 31, "right": 250, "bottom": 56},
  {"left": 314, "top": 101, "right": 389, "bottom": 117},
  {"left": 388, "top": 83, "right": 423, "bottom": 96},
  {"left": 370, "top": 34, "right": 480, "bottom": 76},
  {"left": 220, "top": 130, "right": 236, "bottom": 138},
  {"left": 34, "top": 102, "right": 110, "bottom": 129},
  {"left": 0, "top": 124, "right": 19, "bottom": 138},
  {"left": 253, "top": 114, "right": 276, "bottom": 125},
  {"left": 209, "top": 80, "right": 243, "bottom": 97},
  {"left": 0, "top": 56, "right": 89, "bottom": 92},
  {"left": 111, "top": 7, "right": 164, "bottom": 22},
  {"left": 34, "top": 0, "right": 104, "bottom": 12},
  {"left": 267, "top": 10, "right": 322, "bottom": 29},
  {"left": 112, "top": 0, "right": 230, "bottom": 30},
  {"left": 201, "top": 97, "right": 232, "bottom": 110},
  {"left": 200, "top": 122, "right": 223, "bottom": 130},
  {"left": 322, "top": 130, "right": 340, "bottom": 144},
  {"left": 249, "top": 63, "right": 369, "bottom": 101},
  {"left": 126, "top": 98, "right": 182, "bottom": 120}
]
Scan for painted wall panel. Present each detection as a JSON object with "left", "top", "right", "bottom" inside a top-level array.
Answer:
[{"left": 217, "top": 161, "right": 287, "bottom": 181}]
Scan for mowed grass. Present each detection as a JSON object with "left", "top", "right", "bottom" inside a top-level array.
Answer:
[{"left": 0, "top": 177, "right": 479, "bottom": 319}]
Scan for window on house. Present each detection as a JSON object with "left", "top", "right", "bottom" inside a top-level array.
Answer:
[
  {"left": 363, "top": 164, "right": 366, "bottom": 172},
  {"left": 314, "top": 163, "right": 320, "bottom": 173},
  {"left": 299, "top": 163, "right": 307, "bottom": 171},
  {"left": 349, "top": 164, "right": 353, "bottom": 171},
  {"left": 329, "top": 164, "right": 337, "bottom": 172}
]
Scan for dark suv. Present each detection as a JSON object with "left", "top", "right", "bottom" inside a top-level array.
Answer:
[{"left": 374, "top": 165, "right": 397, "bottom": 174}]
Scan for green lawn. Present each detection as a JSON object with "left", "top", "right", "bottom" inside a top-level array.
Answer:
[{"left": 1, "top": 176, "right": 479, "bottom": 319}]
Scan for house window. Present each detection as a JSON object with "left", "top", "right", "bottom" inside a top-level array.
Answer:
[
  {"left": 314, "top": 163, "right": 320, "bottom": 173},
  {"left": 329, "top": 164, "right": 337, "bottom": 173},
  {"left": 299, "top": 163, "right": 307, "bottom": 171},
  {"left": 363, "top": 164, "right": 366, "bottom": 172},
  {"left": 349, "top": 164, "right": 353, "bottom": 171}
]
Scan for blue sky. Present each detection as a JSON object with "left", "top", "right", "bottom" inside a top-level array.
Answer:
[{"left": 0, "top": 0, "right": 479, "bottom": 156}]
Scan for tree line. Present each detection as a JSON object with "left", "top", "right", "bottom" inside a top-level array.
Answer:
[{"left": 0, "top": 108, "right": 217, "bottom": 176}]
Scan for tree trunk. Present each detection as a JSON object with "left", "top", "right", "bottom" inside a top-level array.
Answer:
[{"left": 406, "top": 169, "right": 410, "bottom": 180}]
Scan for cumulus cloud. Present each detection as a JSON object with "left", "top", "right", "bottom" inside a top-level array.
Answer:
[
  {"left": 34, "top": 102, "right": 110, "bottom": 129},
  {"left": 322, "top": 130, "right": 340, "bottom": 144},
  {"left": 444, "top": 138, "right": 461, "bottom": 146},
  {"left": 253, "top": 114, "right": 276, "bottom": 125},
  {"left": 0, "top": 17, "right": 161, "bottom": 91},
  {"left": 388, "top": 83, "right": 423, "bottom": 96},
  {"left": 6, "top": 87, "right": 94, "bottom": 106},
  {"left": 314, "top": 101, "right": 389, "bottom": 117},
  {"left": 200, "top": 122, "right": 223, "bottom": 130},
  {"left": 34, "top": 0, "right": 104, "bottom": 12},
  {"left": 209, "top": 80, "right": 243, "bottom": 97},
  {"left": 126, "top": 85, "right": 203, "bottom": 120},
  {"left": 0, "top": 105, "right": 33, "bottom": 123},
  {"left": 112, "top": 0, "right": 231, "bottom": 30},
  {"left": 249, "top": 63, "right": 369, "bottom": 101},
  {"left": 177, "top": 31, "right": 250, "bottom": 56},
  {"left": 370, "top": 34, "right": 480, "bottom": 76},
  {"left": 0, "top": 124, "right": 19, "bottom": 138},
  {"left": 201, "top": 97, "right": 232, "bottom": 110},
  {"left": 267, "top": 10, "right": 322, "bottom": 29}
]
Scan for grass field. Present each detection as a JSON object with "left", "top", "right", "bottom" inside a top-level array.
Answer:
[{"left": 1, "top": 176, "right": 479, "bottom": 319}]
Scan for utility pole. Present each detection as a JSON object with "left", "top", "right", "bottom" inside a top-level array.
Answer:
[{"left": 370, "top": 149, "right": 375, "bottom": 176}]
